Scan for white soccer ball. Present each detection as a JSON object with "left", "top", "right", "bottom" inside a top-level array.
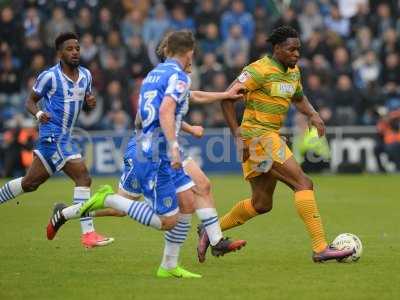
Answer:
[{"left": 331, "top": 233, "right": 363, "bottom": 262}]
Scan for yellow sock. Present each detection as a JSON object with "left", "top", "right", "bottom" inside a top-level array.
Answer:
[
  {"left": 294, "top": 190, "right": 328, "bottom": 253},
  {"left": 220, "top": 199, "right": 258, "bottom": 231}
]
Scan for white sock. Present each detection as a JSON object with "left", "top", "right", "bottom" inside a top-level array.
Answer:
[
  {"left": 73, "top": 187, "right": 94, "bottom": 234},
  {"left": 105, "top": 194, "right": 161, "bottom": 229},
  {"left": 0, "top": 177, "right": 23, "bottom": 205},
  {"left": 161, "top": 213, "right": 192, "bottom": 270},
  {"left": 62, "top": 203, "right": 83, "bottom": 220},
  {"left": 196, "top": 208, "right": 223, "bottom": 246}
]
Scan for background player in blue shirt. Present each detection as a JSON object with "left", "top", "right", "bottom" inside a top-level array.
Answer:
[{"left": 0, "top": 32, "right": 113, "bottom": 248}]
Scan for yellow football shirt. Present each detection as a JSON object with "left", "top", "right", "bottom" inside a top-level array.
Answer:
[{"left": 238, "top": 55, "right": 304, "bottom": 138}]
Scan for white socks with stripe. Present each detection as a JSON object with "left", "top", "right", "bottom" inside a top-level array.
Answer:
[
  {"left": 73, "top": 187, "right": 94, "bottom": 234},
  {"left": 0, "top": 177, "right": 23, "bottom": 205},
  {"left": 104, "top": 194, "right": 161, "bottom": 229},
  {"left": 196, "top": 208, "right": 223, "bottom": 246},
  {"left": 161, "top": 213, "right": 192, "bottom": 269}
]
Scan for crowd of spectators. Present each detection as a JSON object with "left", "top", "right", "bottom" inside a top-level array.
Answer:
[{"left": 1, "top": 0, "right": 400, "bottom": 133}]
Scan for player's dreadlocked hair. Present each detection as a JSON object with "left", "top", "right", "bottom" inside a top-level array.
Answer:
[{"left": 267, "top": 26, "right": 299, "bottom": 46}]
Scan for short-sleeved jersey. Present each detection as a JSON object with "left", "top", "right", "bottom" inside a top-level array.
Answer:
[
  {"left": 33, "top": 63, "right": 92, "bottom": 140},
  {"left": 238, "top": 55, "right": 304, "bottom": 138},
  {"left": 137, "top": 58, "right": 191, "bottom": 160}
]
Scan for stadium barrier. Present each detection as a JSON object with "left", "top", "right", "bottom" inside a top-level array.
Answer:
[
  {"left": 69, "top": 126, "right": 393, "bottom": 175},
  {"left": 1, "top": 126, "right": 394, "bottom": 175}
]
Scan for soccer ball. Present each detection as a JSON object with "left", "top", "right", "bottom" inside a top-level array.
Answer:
[{"left": 331, "top": 233, "right": 363, "bottom": 262}]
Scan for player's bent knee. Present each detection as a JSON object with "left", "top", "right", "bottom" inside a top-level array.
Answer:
[
  {"left": 160, "top": 214, "right": 178, "bottom": 230},
  {"left": 21, "top": 178, "right": 41, "bottom": 192},
  {"left": 252, "top": 198, "right": 273, "bottom": 214},
  {"left": 297, "top": 175, "right": 313, "bottom": 191},
  {"left": 195, "top": 177, "right": 212, "bottom": 196}
]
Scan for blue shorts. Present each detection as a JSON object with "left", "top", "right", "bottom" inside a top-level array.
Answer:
[
  {"left": 34, "top": 136, "right": 81, "bottom": 175},
  {"left": 119, "top": 147, "right": 194, "bottom": 216}
]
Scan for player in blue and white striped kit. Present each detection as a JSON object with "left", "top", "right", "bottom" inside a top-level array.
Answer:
[
  {"left": 48, "top": 31, "right": 246, "bottom": 277},
  {"left": 0, "top": 32, "right": 113, "bottom": 248}
]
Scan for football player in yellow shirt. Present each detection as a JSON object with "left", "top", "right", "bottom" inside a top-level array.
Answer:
[{"left": 197, "top": 26, "right": 354, "bottom": 262}]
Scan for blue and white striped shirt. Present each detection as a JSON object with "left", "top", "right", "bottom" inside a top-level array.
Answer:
[{"left": 32, "top": 62, "right": 92, "bottom": 140}]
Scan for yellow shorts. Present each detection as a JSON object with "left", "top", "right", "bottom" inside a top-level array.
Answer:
[{"left": 242, "top": 132, "right": 293, "bottom": 180}]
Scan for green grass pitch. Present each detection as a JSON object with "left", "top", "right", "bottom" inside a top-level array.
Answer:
[{"left": 0, "top": 174, "right": 399, "bottom": 300}]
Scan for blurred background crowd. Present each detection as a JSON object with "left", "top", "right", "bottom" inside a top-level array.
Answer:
[{"left": 1, "top": 0, "right": 400, "bottom": 175}]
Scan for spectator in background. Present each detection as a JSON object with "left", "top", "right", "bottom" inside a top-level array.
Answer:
[
  {"left": 381, "top": 53, "right": 400, "bottom": 85},
  {"left": 353, "top": 50, "right": 380, "bottom": 88},
  {"left": 332, "top": 46, "right": 352, "bottom": 78},
  {"left": 298, "top": 1, "right": 323, "bottom": 42},
  {"left": 338, "top": 0, "right": 368, "bottom": 19},
  {"left": 253, "top": 4, "right": 274, "bottom": 34},
  {"left": 75, "top": 6, "right": 94, "bottom": 36},
  {"left": 303, "top": 30, "right": 332, "bottom": 61},
  {"left": 121, "top": 9, "right": 144, "bottom": 44},
  {"left": 199, "top": 53, "right": 223, "bottom": 90},
  {"left": 170, "top": 4, "right": 195, "bottom": 31},
  {"left": 0, "top": 7, "right": 22, "bottom": 51},
  {"left": 220, "top": 0, "right": 254, "bottom": 41},
  {"left": 95, "top": 7, "right": 115, "bottom": 42},
  {"left": 379, "top": 28, "right": 400, "bottom": 64},
  {"left": 80, "top": 33, "right": 98, "bottom": 65},
  {"left": 44, "top": 7, "right": 74, "bottom": 47},
  {"left": 348, "top": 27, "right": 378, "bottom": 59},
  {"left": 194, "top": 0, "right": 220, "bottom": 39},
  {"left": 0, "top": 53, "right": 21, "bottom": 96},
  {"left": 99, "top": 30, "right": 127, "bottom": 70},
  {"left": 223, "top": 24, "right": 249, "bottom": 68},
  {"left": 349, "top": 1, "right": 371, "bottom": 37},
  {"left": 324, "top": 4, "right": 350, "bottom": 38},
  {"left": 273, "top": 7, "right": 300, "bottom": 33},
  {"left": 308, "top": 54, "right": 333, "bottom": 87},
  {"left": 371, "top": 3, "right": 395, "bottom": 37},
  {"left": 332, "top": 74, "right": 361, "bottom": 125},
  {"left": 249, "top": 31, "right": 268, "bottom": 61},
  {"left": 142, "top": 3, "right": 170, "bottom": 65},
  {"left": 126, "top": 35, "right": 152, "bottom": 80},
  {"left": 198, "top": 23, "right": 222, "bottom": 59},
  {"left": 22, "top": 7, "right": 41, "bottom": 39},
  {"left": 103, "top": 80, "right": 130, "bottom": 118}
]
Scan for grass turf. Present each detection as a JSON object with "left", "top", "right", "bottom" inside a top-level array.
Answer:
[{"left": 0, "top": 174, "right": 399, "bottom": 300}]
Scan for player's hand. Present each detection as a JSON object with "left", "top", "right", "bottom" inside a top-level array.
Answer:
[
  {"left": 309, "top": 113, "right": 325, "bottom": 137},
  {"left": 85, "top": 94, "right": 96, "bottom": 108},
  {"left": 36, "top": 111, "right": 51, "bottom": 123},
  {"left": 191, "top": 125, "right": 204, "bottom": 138},
  {"left": 225, "top": 84, "right": 244, "bottom": 100},
  {"left": 170, "top": 142, "right": 182, "bottom": 169}
]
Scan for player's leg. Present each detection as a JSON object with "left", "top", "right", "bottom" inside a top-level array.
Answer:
[
  {"left": 219, "top": 171, "right": 277, "bottom": 231},
  {"left": 183, "top": 159, "right": 246, "bottom": 262},
  {"left": 270, "top": 156, "right": 353, "bottom": 261},
  {"left": 62, "top": 158, "right": 113, "bottom": 248},
  {"left": 0, "top": 153, "right": 49, "bottom": 205},
  {"left": 157, "top": 161, "right": 201, "bottom": 278}
]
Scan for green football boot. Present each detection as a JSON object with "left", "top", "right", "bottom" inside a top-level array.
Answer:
[
  {"left": 156, "top": 266, "right": 202, "bottom": 278},
  {"left": 80, "top": 185, "right": 114, "bottom": 216}
]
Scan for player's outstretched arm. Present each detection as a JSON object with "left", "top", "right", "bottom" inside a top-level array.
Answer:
[
  {"left": 190, "top": 85, "right": 243, "bottom": 104},
  {"left": 181, "top": 121, "right": 204, "bottom": 138},
  {"left": 220, "top": 80, "right": 245, "bottom": 137},
  {"left": 292, "top": 95, "right": 325, "bottom": 137},
  {"left": 25, "top": 92, "right": 51, "bottom": 123},
  {"left": 160, "top": 96, "right": 181, "bottom": 169}
]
